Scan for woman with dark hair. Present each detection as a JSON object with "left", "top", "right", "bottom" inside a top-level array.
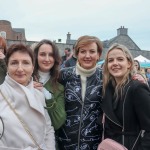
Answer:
[
  {"left": 0, "top": 43, "right": 55, "bottom": 149},
  {"left": 0, "top": 37, "right": 7, "bottom": 84},
  {"left": 33, "top": 39, "right": 66, "bottom": 149}
]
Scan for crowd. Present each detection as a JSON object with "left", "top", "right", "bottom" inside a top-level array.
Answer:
[{"left": 0, "top": 35, "right": 150, "bottom": 150}]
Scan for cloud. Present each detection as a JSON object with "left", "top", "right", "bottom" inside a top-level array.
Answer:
[{"left": 0, "top": 0, "right": 150, "bottom": 50}]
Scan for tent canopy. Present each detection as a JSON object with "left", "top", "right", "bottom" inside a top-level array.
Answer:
[
  {"left": 134, "top": 55, "right": 150, "bottom": 68},
  {"left": 134, "top": 55, "right": 150, "bottom": 63}
]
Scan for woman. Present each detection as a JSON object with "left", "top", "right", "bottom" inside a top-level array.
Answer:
[
  {"left": 58, "top": 35, "right": 103, "bottom": 150},
  {"left": 0, "top": 37, "right": 7, "bottom": 84},
  {"left": 134, "top": 59, "right": 147, "bottom": 82},
  {"left": 102, "top": 43, "right": 150, "bottom": 149},
  {"left": 32, "top": 39, "right": 66, "bottom": 149},
  {"left": 0, "top": 44, "right": 55, "bottom": 150}
]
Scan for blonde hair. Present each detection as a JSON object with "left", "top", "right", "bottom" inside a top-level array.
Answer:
[
  {"left": 74, "top": 35, "right": 103, "bottom": 57},
  {"left": 103, "top": 43, "right": 136, "bottom": 99}
]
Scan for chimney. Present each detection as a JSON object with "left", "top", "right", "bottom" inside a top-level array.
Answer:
[
  {"left": 66, "top": 32, "right": 71, "bottom": 44},
  {"left": 117, "top": 26, "right": 128, "bottom": 36}
]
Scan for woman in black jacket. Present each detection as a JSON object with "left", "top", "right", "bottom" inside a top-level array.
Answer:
[{"left": 102, "top": 43, "right": 150, "bottom": 149}]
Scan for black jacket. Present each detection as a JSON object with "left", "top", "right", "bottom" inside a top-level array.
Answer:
[
  {"left": 65, "top": 56, "right": 77, "bottom": 67},
  {"left": 58, "top": 67, "right": 103, "bottom": 150},
  {"left": 102, "top": 80, "right": 150, "bottom": 150}
]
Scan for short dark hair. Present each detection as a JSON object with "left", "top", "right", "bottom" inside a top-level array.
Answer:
[
  {"left": 6, "top": 44, "right": 34, "bottom": 66},
  {"left": 65, "top": 48, "right": 71, "bottom": 52}
]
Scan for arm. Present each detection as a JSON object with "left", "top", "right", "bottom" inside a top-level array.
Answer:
[
  {"left": 44, "top": 83, "right": 66, "bottom": 130},
  {"left": 133, "top": 83, "right": 150, "bottom": 149}
]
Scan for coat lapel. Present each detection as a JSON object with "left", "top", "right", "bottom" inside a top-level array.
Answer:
[{"left": 102, "top": 82, "right": 122, "bottom": 127}]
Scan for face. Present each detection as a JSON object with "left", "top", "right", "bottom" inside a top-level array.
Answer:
[
  {"left": 107, "top": 49, "right": 131, "bottom": 83},
  {"left": 38, "top": 44, "right": 55, "bottom": 72},
  {"left": 134, "top": 61, "right": 139, "bottom": 71},
  {"left": 77, "top": 42, "right": 100, "bottom": 69},
  {"left": 7, "top": 51, "right": 34, "bottom": 86}
]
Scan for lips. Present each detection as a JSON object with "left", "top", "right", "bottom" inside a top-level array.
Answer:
[
  {"left": 84, "top": 60, "right": 91, "bottom": 63},
  {"left": 16, "top": 74, "right": 25, "bottom": 77}
]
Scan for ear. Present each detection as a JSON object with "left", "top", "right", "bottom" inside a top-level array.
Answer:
[
  {"left": 127, "top": 61, "right": 131, "bottom": 69},
  {"left": 97, "top": 53, "right": 101, "bottom": 61}
]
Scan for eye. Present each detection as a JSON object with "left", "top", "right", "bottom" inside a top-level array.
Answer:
[
  {"left": 39, "top": 52, "right": 46, "bottom": 56},
  {"left": 10, "top": 61, "right": 18, "bottom": 65},
  {"left": 118, "top": 58, "right": 124, "bottom": 61},
  {"left": 90, "top": 50, "right": 96, "bottom": 54},
  {"left": 80, "top": 50, "right": 86, "bottom": 54},
  {"left": 108, "top": 59, "right": 113, "bottom": 63},
  {"left": 23, "top": 61, "right": 31, "bottom": 65}
]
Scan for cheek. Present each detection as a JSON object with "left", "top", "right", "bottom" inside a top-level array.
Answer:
[{"left": 7, "top": 66, "right": 13, "bottom": 74}]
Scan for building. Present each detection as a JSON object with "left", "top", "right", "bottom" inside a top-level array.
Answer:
[
  {"left": 0, "top": 20, "right": 150, "bottom": 59},
  {"left": 0, "top": 20, "right": 26, "bottom": 41},
  {"left": 66, "top": 26, "right": 150, "bottom": 60}
]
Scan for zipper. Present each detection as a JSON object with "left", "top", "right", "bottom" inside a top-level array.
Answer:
[
  {"left": 77, "top": 75, "right": 85, "bottom": 150},
  {"left": 105, "top": 113, "right": 122, "bottom": 128},
  {"left": 77, "top": 100, "right": 84, "bottom": 150},
  {"left": 122, "top": 86, "right": 130, "bottom": 145}
]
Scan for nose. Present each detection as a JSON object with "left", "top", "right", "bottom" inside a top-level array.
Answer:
[
  {"left": 17, "top": 63, "right": 24, "bottom": 71},
  {"left": 85, "top": 52, "right": 90, "bottom": 57},
  {"left": 113, "top": 59, "right": 118, "bottom": 65},
  {"left": 45, "top": 54, "right": 49, "bottom": 61}
]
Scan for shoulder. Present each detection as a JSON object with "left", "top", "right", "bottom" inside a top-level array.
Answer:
[
  {"left": 34, "top": 88, "right": 45, "bottom": 104},
  {"left": 128, "top": 80, "right": 150, "bottom": 95},
  {"left": 60, "top": 66, "right": 75, "bottom": 77}
]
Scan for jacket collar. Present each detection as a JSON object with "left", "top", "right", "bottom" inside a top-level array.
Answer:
[{"left": 102, "top": 82, "right": 122, "bottom": 127}]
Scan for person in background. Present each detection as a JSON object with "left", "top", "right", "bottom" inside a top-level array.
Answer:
[
  {"left": 58, "top": 35, "right": 103, "bottom": 150},
  {"left": 0, "top": 36, "right": 7, "bottom": 84},
  {"left": 145, "top": 68, "right": 150, "bottom": 86},
  {"left": 65, "top": 44, "right": 77, "bottom": 67},
  {"left": 0, "top": 44, "right": 55, "bottom": 150},
  {"left": 61, "top": 47, "right": 71, "bottom": 68},
  {"left": 101, "top": 43, "right": 150, "bottom": 149},
  {"left": 32, "top": 39, "right": 66, "bottom": 150},
  {"left": 134, "top": 59, "right": 147, "bottom": 83}
]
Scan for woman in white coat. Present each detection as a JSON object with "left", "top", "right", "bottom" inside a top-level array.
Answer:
[{"left": 0, "top": 44, "right": 55, "bottom": 150}]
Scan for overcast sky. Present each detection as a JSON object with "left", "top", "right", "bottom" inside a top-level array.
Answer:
[{"left": 0, "top": 0, "right": 150, "bottom": 50}]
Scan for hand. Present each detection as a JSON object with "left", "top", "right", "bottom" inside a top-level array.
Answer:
[
  {"left": 33, "top": 81, "right": 43, "bottom": 91},
  {"left": 0, "top": 51, "right": 5, "bottom": 59},
  {"left": 132, "top": 74, "right": 147, "bottom": 84}
]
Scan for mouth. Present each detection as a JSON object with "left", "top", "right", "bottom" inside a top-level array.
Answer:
[
  {"left": 84, "top": 60, "right": 91, "bottom": 63},
  {"left": 16, "top": 74, "right": 25, "bottom": 77}
]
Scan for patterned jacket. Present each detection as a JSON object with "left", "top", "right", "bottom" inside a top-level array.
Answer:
[{"left": 58, "top": 66, "right": 103, "bottom": 150}]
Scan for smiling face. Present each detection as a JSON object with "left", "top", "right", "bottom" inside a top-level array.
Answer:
[
  {"left": 107, "top": 48, "right": 131, "bottom": 83},
  {"left": 7, "top": 51, "right": 34, "bottom": 86},
  {"left": 77, "top": 42, "right": 100, "bottom": 69},
  {"left": 37, "top": 44, "right": 55, "bottom": 72}
]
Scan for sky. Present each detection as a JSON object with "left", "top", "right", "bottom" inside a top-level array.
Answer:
[{"left": 0, "top": 0, "right": 150, "bottom": 50}]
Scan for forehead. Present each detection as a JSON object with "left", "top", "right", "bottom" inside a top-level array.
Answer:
[
  {"left": 9, "top": 51, "right": 31, "bottom": 60},
  {"left": 108, "top": 48, "right": 125, "bottom": 58},
  {"left": 80, "top": 42, "right": 98, "bottom": 50},
  {"left": 39, "top": 44, "right": 53, "bottom": 52}
]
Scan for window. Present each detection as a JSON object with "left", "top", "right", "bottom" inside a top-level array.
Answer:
[{"left": 0, "top": 31, "right": 6, "bottom": 39}]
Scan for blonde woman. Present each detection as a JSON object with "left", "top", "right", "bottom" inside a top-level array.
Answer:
[{"left": 102, "top": 43, "right": 150, "bottom": 149}]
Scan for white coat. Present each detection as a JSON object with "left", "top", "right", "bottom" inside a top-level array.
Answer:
[{"left": 0, "top": 75, "right": 55, "bottom": 150}]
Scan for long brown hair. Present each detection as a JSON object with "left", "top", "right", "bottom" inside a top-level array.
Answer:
[{"left": 33, "top": 39, "right": 61, "bottom": 91}]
